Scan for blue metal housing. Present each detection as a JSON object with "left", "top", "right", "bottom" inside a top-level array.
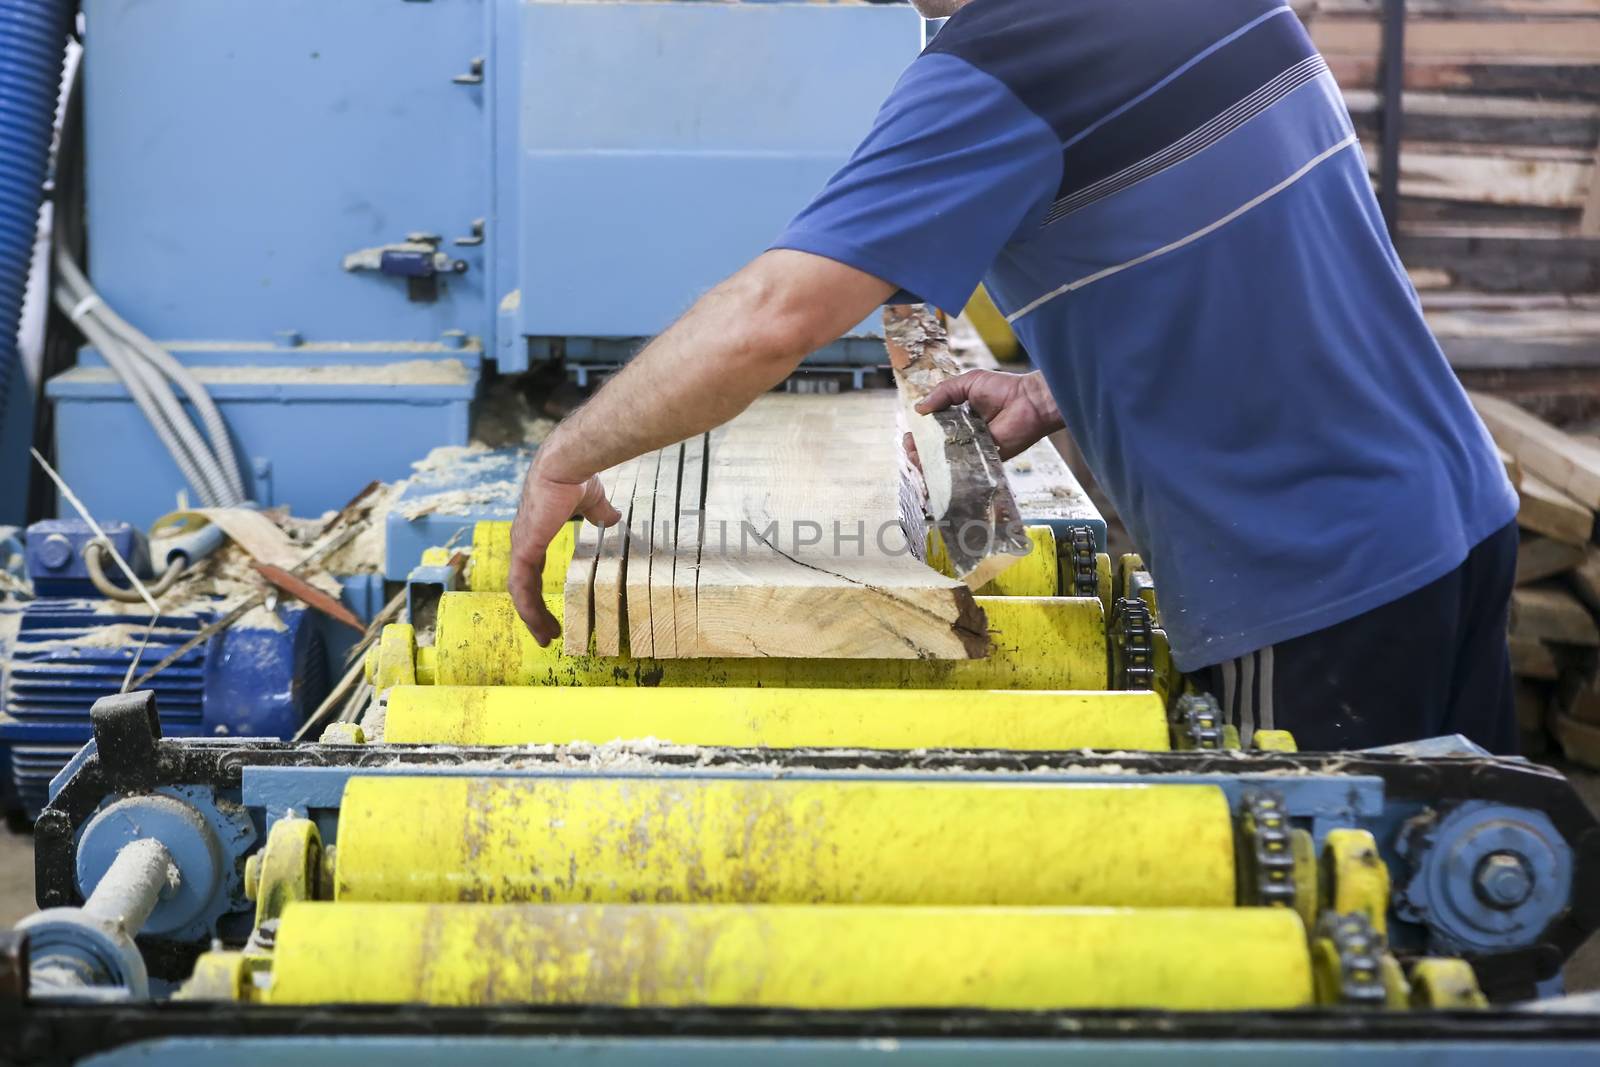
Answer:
[
  {"left": 45, "top": 0, "right": 920, "bottom": 530},
  {"left": 0, "top": 521, "right": 328, "bottom": 817},
  {"left": 25, "top": 519, "right": 152, "bottom": 597}
]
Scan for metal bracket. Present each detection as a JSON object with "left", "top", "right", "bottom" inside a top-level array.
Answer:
[{"left": 90, "top": 692, "right": 162, "bottom": 794}]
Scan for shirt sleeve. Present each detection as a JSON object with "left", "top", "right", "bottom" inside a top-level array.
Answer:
[{"left": 771, "top": 51, "right": 1063, "bottom": 313}]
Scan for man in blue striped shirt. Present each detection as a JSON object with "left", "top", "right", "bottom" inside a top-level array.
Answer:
[{"left": 509, "top": 0, "right": 1519, "bottom": 752}]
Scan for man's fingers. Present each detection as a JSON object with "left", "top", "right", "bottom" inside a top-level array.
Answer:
[
  {"left": 914, "top": 373, "right": 975, "bottom": 415},
  {"left": 575, "top": 476, "right": 622, "bottom": 527},
  {"left": 509, "top": 552, "right": 561, "bottom": 647}
]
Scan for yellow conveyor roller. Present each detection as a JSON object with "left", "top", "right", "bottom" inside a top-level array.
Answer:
[
  {"left": 429, "top": 591, "right": 1108, "bottom": 689},
  {"left": 334, "top": 777, "right": 1235, "bottom": 907},
  {"left": 383, "top": 685, "right": 1171, "bottom": 750},
  {"left": 264, "top": 902, "right": 1313, "bottom": 1011}
]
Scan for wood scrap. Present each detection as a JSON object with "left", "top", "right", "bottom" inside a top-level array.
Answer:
[
  {"left": 671, "top": 434, "right": 708, "bottom": 659},
  {"left": 1473, "top": 391, "right": 1600, "bottom": 509},
  {"left": 252, "top": 562, "right": 365, "bottom": 632},
  {"left": 1517, "top": 471, "right": 1592, "bottom": 546},
  {"left": 1512, "top": 585, "right": 1600, "bottom": 646},
  {"left": 1551, "top": 709, "right": 1600, "bottom": 769},
  {"left": 1510, "top": 634, "right": 1560, "bottom": 681},
  {"left": 587, "top": 457, "right": 644, "bottom": 657},
  {"left": 624, "top": 448, "right": 666, "bottom": 658},
  {"left": 646, "top": 441, "right": 685, "bottom": 659},
  {"left": 1517, "top": 535, "right": 1586, "bottom": 585},
  {"left": 1571, "top": 546, "right": 1600, "bottom": 615},
  {"left": 882, "top": 304, "right": 1028, "bottom": 590}
]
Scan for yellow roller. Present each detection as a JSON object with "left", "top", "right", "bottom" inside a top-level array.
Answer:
[
  {"left": 264, "top": 903, "right": 1313, "bottom": 1010},
  {"left": 428, "top": 591, "right": 1107, "bottom": 689},
  {"left": 467, "top": 519, "right": 574, "bottom": 595},
  {"left": 383, "top": 685, "right": 1170, "bottom": 750},
  {"left": 927, "top": 524, "right": 1060, "bottom": 597},
  {"left": 333, "top": 777, "right": 1235, "bottom": 907}
]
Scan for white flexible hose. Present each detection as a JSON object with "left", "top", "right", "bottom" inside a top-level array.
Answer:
[
  {"left": 52, "top": 240, "right": 248, "bottom": 507},
  {"left": 54, "top": 247, "right": 249, "bottom": 502},
  {"left": 57, "top": 290, "right": 223, "bottom": 506}
]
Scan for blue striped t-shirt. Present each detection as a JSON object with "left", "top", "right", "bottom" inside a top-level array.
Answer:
[{"left": 774, "top": 0, "right": 1516, "bottom": 670}]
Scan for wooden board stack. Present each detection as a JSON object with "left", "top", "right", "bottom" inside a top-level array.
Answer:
[
  {"left": 1306, "top": 0, "right": 1600, "bottom": 379},
  {"left": 562, "top": 392, "right": 990, "bottom": 662},
  {"left": 1471, "top": 391, "right": 1600, "bottom": 765}
]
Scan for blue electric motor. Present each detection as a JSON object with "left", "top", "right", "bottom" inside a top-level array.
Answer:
[{"left": 0, "top": 520, "right": 326, "bottom": 818}]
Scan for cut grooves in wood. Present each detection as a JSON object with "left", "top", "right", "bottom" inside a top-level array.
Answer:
[{"left": 562, "top": 395, "right": 988, "bottom": 660}]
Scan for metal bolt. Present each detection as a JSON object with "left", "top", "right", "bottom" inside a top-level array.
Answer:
[
  {"left": 36, "top": 533, "right": 73, "bottom": 570},
  {"left": 441, "top": 328, "right": 468, "bottom": 349},
  {"left": 1474, "top": 851, "right": 1533, "bottom": 909}
]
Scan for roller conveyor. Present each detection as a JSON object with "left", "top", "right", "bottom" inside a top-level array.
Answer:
[
  {"left": 331, "top": 778, "right": 1236, "bottom": 907},
  {"left": 412, "top": 590, "right": 1112, "bottom": 691},
  {"left": 13, "top": 507, "right": 1600, "bottom": 1063},
  {"left": 382, "top": 685, "right": 1172, "bottom": 750},
  {"left": 261, "top": 903, "right": 1315, "bottom": 1011}
]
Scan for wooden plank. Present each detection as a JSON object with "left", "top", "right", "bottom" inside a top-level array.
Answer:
[
  {"left": 1517, "top": 534, "right": 1586, "bottom": 584},
  {"left": 1560, "top": 663, "right": 1600, "bottom": 726},
  {"left": 1518, "top": 471, "right": 1593, "bottom": 545},
  {"left": 1363, "top": 141, "right": 1593, "bottom": 210},
  {"left": 1568, "top": 544, "right": 1600, "bottom": 614},
  {"left": 1582, "top": 144, "right": 1600, "bottom": 237},
  {"left": 647, "top": 441, "right": 686, "bottom": 660},
  {"left": 1345, "top": 90, "right": 1600, "bottom": 148},
  {"left": 1512, "top": 584, "right": 1600, "bottom": 645},
  {"left": 670, "top": 433, "right": 708, "bottom": 659},
  {"left": 1328, "top": 54, "right": 1600, "bottom": 99},
  {"left": 883, "top": 305, "right": 1029, "bottom": 590},
  {"left": 1319, "top": 0, "right": 1600, "bottom": 14},
  {"left": 1312, "top": 18, "right": 1600, "bottom": 58},
  {"left": 562, "top": 463, "right": 626, "bottom": 655},
  {"left": 1398, "top": 229, "right": 1600, "bottom": 296},
  {"left": 689, "top": 392, "right": 987, "bottom": 659},
  {"left": 585, "top": 456, "right": 644, "bottom": 658},
  {"left": 624, "top": 448, "right": 665, "bottom": 659},
  {"left": 1552, "top": 709, "right": 1600, "bottom": 769},
  {"left": 1472, "top": 390, "right": 1600, "bottom": 508},
  {"left": 1510, "top": 634, "right": 1561, "bottom": 680}
]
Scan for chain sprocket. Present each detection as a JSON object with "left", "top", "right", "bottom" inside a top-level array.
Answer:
[{"left": 1109, "top": 596, "right": 1155, "bottom": 691}]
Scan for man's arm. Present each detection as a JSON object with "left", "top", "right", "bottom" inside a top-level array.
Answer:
[{"left": 509, "top": 249, "right": 895, "bottom": 644}]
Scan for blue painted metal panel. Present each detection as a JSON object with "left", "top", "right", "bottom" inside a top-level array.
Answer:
[
  {"left": 514, "top": 1, "right": 920, "bottom": 341},
  {"left": 80, "top": 0, "right": 490, "bottom": 346},
  {"left": 383, "top": 446, "right": 526, "bottom": 578},
  {"left": 73, "top": 1034, "right": 1600, "bottom": 1065},
  {"left": 46, "top": 364, "right": 474, "bottom": 530}
]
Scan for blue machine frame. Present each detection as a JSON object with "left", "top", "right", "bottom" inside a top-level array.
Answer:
[{"left": 46, "top": 0, "right": 922, "bottom": 530}]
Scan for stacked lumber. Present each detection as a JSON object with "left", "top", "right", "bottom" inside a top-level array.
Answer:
[
  {"left": 562, "top": 392, "right": 990, "bottom": 661},
  {"left": 1471, "top": 391, "right": 1600, "bottom": 764},
  {"left": 1307, "top": 0, "right": 1600, "bottom": 375}
]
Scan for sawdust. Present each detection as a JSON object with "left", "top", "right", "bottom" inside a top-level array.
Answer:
[
  {"left": 234, "top": 603, "right": 289, "bottom": 633},
  {"left": 411, "top": 444, "right": 493, "bottom": 474},
  {"left": 397, "top": 482, "right": 523, "bottom": 520},
  {"left": 396, "top": 444, "right": 531, "bottom": 520},
  {"left": 472, "top": 382, "right": 558, "bottom": 450}
]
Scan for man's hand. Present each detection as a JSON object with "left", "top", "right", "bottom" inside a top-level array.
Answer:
[
  {"left": 914, "top": 369, "right": 1064, "bottom": 460},
  {"left": 509, "top": 460, "right": 622, "bottom": 646}
]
